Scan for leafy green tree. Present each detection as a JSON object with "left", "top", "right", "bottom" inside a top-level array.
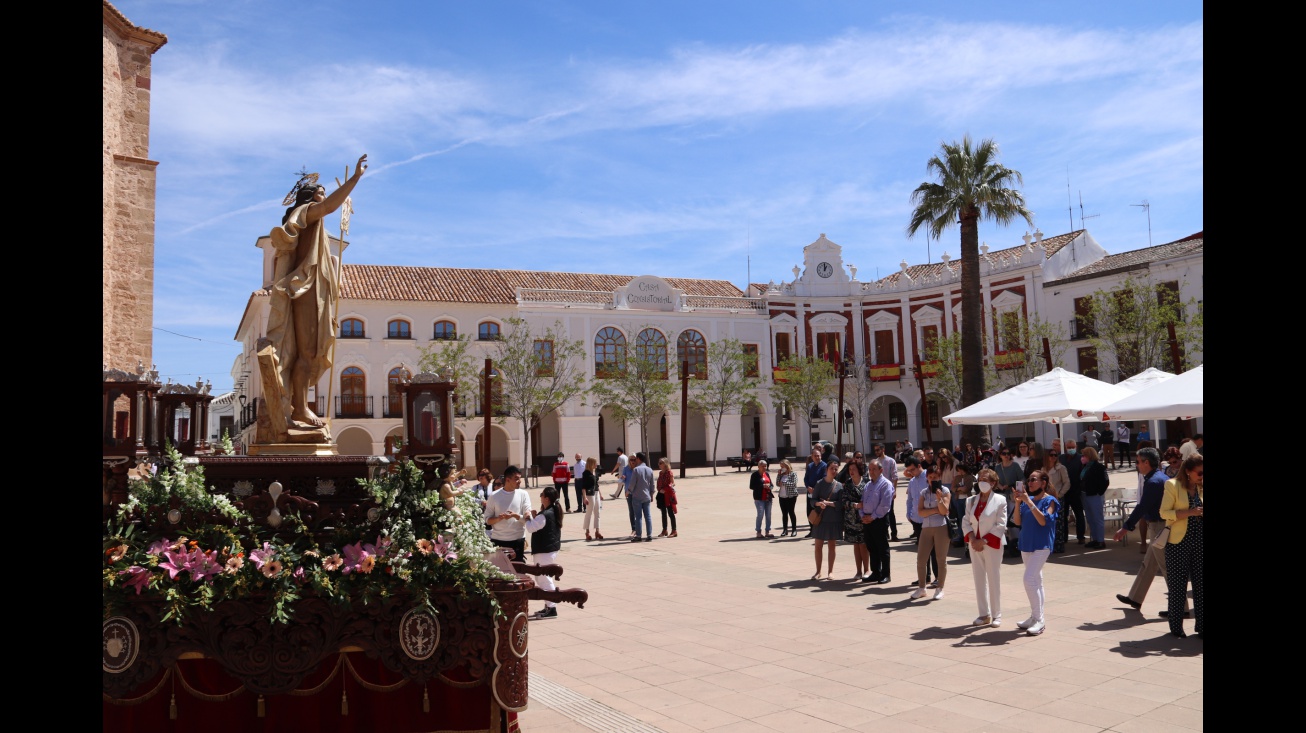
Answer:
[
  {"left": 907, "top": 135, "right": 1035, "bottom": 447},
  {"left": 989, "top": 313, "right": 1069, "bottom": 389},
  {"left": 418, "top": 335, "right": 479, "bottom": 417},
  {"left": 841, "top": 356, "right": 877, "bottom": 451},
  {"left": 768, "top": 355, "right": 836, "bottom": 453},
  {"left": 688, "top": 337, "right": 761, "bottom": 475},
  {"left": 490, "top": 317, "right": 590, "bottom": 470},
  {"left": 589, "top": 325, "right": 679, "bottom": 457},
  {"left": 1081, "top": 273, "right": 1203, "bottom": 380}
]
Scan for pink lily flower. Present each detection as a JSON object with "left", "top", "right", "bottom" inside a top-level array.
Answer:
[
  {"left": 189, "top": 549, "right": 221, "bottom": 583},
  {"left": 119, "top": 566, "right": 151, "bottom": 595},
  {"left": 147, "top": 538, "right": 171, "bottom": 556},
  {"left": 248, "top": 542, "right": 276, "bottom": 570},
  {"left": 158, "top": 550, "right": 190, "bottom": 580}
]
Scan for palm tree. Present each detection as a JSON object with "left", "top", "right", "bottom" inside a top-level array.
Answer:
[{"left": 906, "top": 135, "right": 1034, "bottom": 448}]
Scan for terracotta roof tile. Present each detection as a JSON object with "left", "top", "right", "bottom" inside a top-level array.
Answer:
[
  {"left": 1045, "top": 235, "right": 1204, "bottom": 286},
  {"left": 875, "top": 230, "right": 1083, "bottom": 286},
  {"left": 340, "top": 265, "right": 743, "bottom": 303}
]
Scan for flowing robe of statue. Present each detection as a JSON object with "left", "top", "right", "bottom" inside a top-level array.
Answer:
[{"left": 264, "top": 203, "right": 340, "bottom": 427}]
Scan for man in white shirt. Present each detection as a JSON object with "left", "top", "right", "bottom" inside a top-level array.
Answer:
[
  {"left": 609, "top": 448, "right": 630, "bottom": 499},
  {"left": 572, "top": 453, "right": 586, "bottom": 513},
  {"left": 1114, "top": 422, "right": 1133, "bottom": 468},
  {"left": 872, "top": 443, "right": 901, "bottom": 541},
  {"left": 484, "top": 465, "right": 532, "bottom": 560}
]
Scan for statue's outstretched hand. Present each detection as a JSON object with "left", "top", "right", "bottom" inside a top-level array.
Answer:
[{"left": 354, "top": 154, "right": 368, "bottom": 178}]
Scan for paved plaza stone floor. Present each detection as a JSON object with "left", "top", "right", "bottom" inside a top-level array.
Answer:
[{"left": 516, "top": 463, "right": 1203, "bottom": 733}]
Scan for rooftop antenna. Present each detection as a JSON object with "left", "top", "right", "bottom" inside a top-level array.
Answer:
[
  {"left": 1067, "top": 169, "right": 1074, "bottom": 232},
  {"left": 746, "top": 220, "right": 751, "bottom": 293},
  {"left": 1078, "top": 191, "right": 1098, "bottom": 230},
  {"left": 1131, "top": 200, "right": 1152, "bottom": 247}
]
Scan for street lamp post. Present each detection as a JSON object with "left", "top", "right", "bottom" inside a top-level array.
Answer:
[
  {"left": 836, "top": 358, "right": 848, "bottom": 456},
  {"left": 680, "top": 359, "right": 689, "bottom": 479},
  {"left": 912, "top": 364, "right": 934, "bottom": 447},
  {"left": 482, "top": 357, "right": 494, "bottom": 475}
]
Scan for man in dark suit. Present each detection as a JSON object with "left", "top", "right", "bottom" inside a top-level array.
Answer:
[{"left": 1055, "top": 439, "right": 1086, "bottom": 546}]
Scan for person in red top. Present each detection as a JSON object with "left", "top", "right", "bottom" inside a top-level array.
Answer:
[
  {"left": 551, "top": 453, "right": 573, "bottom": 512},
  {"left": 656, "top": 457, "right": 679, "bottom": 537},
  {"left": 962, "top": 468, "right": 1008, "bottom": 627}
]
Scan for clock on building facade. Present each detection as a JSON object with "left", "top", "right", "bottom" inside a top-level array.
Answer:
[{"left": 816, "top": 262, "right": 834, "bottom": 278}]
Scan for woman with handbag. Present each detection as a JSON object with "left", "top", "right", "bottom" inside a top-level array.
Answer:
[
  {"left": 750, "top": 460, "right": 774, "bottom": 538},
  {"left": 963, "top": 468, "right": 1007, "bottom": 626},
  {"left": 840, "top": 461, "right": 869, "bottom": 579},
  {"left": 776, "top": 460, "right": 800, "bottom": 537},
  {"left": 810, "top": 460, "right": 844, "bottom": 580},
  {"left": 1158, "top": 454, "right": 1203, "bottom": 638},
  {"left": 657, "top": 457, "right": 679, "bottom": 538},
  {"left": 581, "top": 457, "right": 604, "bottom": 541}
]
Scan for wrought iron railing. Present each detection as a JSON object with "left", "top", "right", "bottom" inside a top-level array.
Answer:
[{"left": 336, "top": 395, "right": 373, "bottom": 419}]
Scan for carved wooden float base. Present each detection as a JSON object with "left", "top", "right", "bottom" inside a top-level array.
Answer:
[{"left": 104, "top": 580, "right": 531, "bottom": 732}]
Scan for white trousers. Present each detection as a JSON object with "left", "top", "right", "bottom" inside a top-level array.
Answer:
[
  {"left": 583, "top": 495, "right": 601, "bottom": 532},
  {"left": 533, "top": 550, "right": 558, "bottom": 608},
  {"left": 970, "top": 543, "right": 1003, "bottom": 620},
  {"left": 1022, "top": 548, "right": 1051, "bottom": 623}
]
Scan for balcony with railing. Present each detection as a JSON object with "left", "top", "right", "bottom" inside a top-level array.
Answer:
[
  {"left": 1069, "top": 319, "right": 1097, "bottom": 341},
  {"left": 869, "top": 363, "right": 902, "bottom": 381},
  {"left": 912, "top": 361, "right": 939, "bottom": 379},
  {"left": 383, "top": 395, "right": 403, "bottom": 419},
  {"left": 335, "top": 395, "right": 373, "bottom": 419},
  {"left": 994, "top": 349, "right": 1026, "bottom": 370}
]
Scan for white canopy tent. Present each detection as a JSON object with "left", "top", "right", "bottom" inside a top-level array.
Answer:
[
  {"left": 1116, "top": 367, "right": 1176, "bottom": 393},
  {"left": 943, "top": 367, "right": 1136, "bottom": 426},
  {"left": 1100, "top": 365, "right": 1203, "bottom": 421},
  {"left": 1109, "top": 367, "right": 1177, "bottom": 447}
]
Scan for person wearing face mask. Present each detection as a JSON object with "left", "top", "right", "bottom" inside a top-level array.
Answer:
[
  {"left": 1057, "top": 439, "right": 1086, "bottom": 546},
  {"left": 1011, "top": 470, "right": 1060, "bottom": 635},
  {"left": 962, "top": 468, "right": 1007, "bottom": 627}
]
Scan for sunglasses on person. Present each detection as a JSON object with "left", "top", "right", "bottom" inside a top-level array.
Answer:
[{"left": 1000, "top": 451, "right": 1011, "bottom": 456}]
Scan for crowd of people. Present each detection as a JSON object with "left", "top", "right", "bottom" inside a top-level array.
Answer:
[
  {"left": 743, "top": 427, "right": 1204, "bottom": 639},
  {"left": 461, "top": 425, "right": 1203, "bottom": 635}
]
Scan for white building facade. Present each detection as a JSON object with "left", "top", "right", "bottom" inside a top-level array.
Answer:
[{"left": 232, "top": 228, "right": 1203, "bottom": 472}]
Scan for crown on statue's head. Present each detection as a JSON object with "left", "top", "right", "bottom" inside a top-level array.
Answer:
[{"left": 282, "top": 168, "right": 321, "bottom": 206}]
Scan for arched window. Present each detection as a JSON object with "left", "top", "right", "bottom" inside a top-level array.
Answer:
[
  {"left": 888, "top": 402, "right": 907, "bottom": 430},
  {"left": 478, "top": 321, "right": 501, "bottom": 341},
  {"left": 676, "top": 330, "right": 707, "bottom": 378},
  {"left": 594, "top": 327, "right": 627, "bottom": 378},
  {"left": 386, "top": 366, "right": 410, "bottom": 418},
  {"left": 920, "top": 397, "right": 946, "bottom": 429},
  {"left": 340, "top": 318, "right": 365, "bottom": 338},
  {"left": 340, "top": 367, "right": 366, "bottom": 417},
  {"left": 388, "top": 319, "right": 411, "bottom": 339},
  {"left": 636, "top": 328, "right": 668, "bottom": 379},
  {"left": 433, "top": 320, "right": 457, "bottom": 340}
]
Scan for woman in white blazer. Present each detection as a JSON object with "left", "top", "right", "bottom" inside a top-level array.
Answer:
[{"left": 962, "top": 468, "right": 1008, "bottom": 627}]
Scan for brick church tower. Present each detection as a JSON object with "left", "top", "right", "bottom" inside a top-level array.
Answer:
[{"left": 102, "top": 2, "right": 166, "bottom": 370}]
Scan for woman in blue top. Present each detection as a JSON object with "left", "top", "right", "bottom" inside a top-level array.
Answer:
[{"left": 1010, "top": 470, "right": 1059, "bottom": 636}]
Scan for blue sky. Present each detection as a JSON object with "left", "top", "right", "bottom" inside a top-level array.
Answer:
[{"left": 114, "top": 1, "right": 1203, "bottom": 394}]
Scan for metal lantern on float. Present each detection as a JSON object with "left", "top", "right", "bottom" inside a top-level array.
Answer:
[
  {"left": 394, "top": 371, "right": 457, "bottom": 472},
  {"left": 155, "top": 379, "right": 215, "bottom": 456}
]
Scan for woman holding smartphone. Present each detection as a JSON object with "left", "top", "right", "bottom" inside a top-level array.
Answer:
[{"left": 1010, "top": 470, "right": 1060, "bottom": 635}]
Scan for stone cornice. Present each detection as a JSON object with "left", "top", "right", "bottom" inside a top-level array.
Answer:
[{"left": 103, "top": 1, "right": 168, "bottom": 53}]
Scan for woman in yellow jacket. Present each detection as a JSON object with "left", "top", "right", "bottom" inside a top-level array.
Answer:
[{"left": 1158, "top": 454, "right": 1203, "bottom": 638}]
